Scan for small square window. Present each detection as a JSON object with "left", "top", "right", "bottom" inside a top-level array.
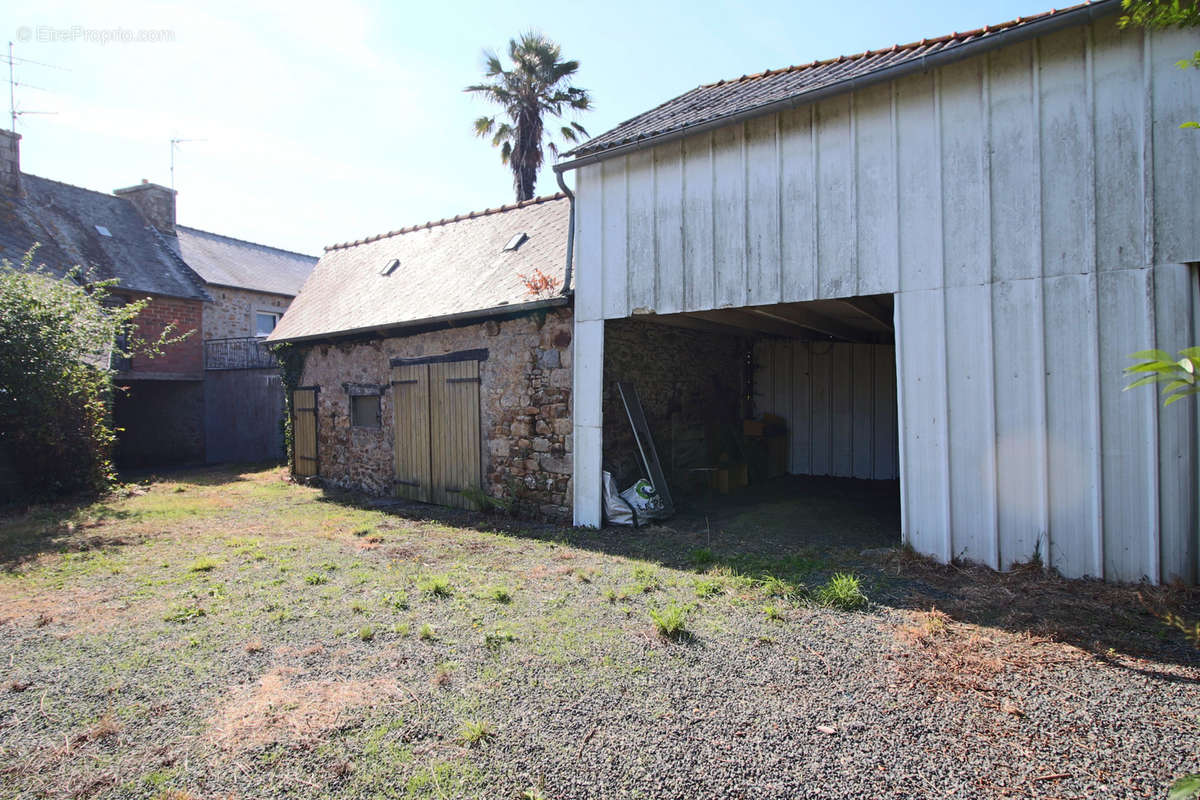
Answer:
[
  {"left": 351, "top": 394, "right": 381, "bottom": 428},
  {"left": 255, "top": 311, "right": 281, "bottom": 337}
]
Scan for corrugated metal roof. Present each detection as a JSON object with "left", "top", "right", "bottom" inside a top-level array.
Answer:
[
  {"left": 268, "top": 194, "right": 570, "bottom": 343},
  {"left": 0, "top": 174, "right": 209, "bottom": 300},
  {"left": 172, "top": 225, "right": 317, "bottom": 296},
  {"left": 565, "top": 0, "right": 1118, "bottom": 161}
]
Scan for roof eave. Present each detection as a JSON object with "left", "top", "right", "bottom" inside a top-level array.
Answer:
[
  {"left": 555, "top": 0, "right": 1121, "bottom": 173},
  {"left": 267, "top": 295, "right": 571, "bottom": 345}
]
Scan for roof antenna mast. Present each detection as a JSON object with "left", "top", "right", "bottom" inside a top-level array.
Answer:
[{"left": 169, "top": 137, "right": 205, "bottom": 192}]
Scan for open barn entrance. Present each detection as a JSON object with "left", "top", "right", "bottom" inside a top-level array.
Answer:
[{"left": 601, "top": 295, "right": 900, "bottom": 550}]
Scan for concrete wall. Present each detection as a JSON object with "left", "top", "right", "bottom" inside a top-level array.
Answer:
[
  {"left": 570, "top": 19, "right": 1200, "bottom": 582},
  {"left": 755, "top": 340, "right": 898, "bottom": 480},
  {"left": 298, "top": 307, "right": 574, "bottom": 519},
  {"left": 203, "top": 286, "right": 292, "bottom": 341},
  {"left": 603, "top": 319, "right": 746, "bottom": 487}
]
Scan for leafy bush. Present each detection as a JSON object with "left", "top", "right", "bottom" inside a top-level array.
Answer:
[
  {"left": 1125, "top": 348, "right": 1200, "bottom": 406},
  {"left": 0, "top": 250, "right": 190, "bottom": 498}
]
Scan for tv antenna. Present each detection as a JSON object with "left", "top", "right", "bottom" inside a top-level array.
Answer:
[
  {"left": 6, "top": 42, "right": 59, "bottom": 131},
  {"left": 169, "top": 137, "right": 205, "bottom": 191}
]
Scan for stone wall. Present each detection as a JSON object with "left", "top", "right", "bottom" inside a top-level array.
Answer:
[
  {"left": 297, "top": 306, "right": 573, "bottom": 519},
  {"left": 204, "top": 286, "right": 292, "bottom": 341},
  {"left": 602, "top": 319, "right": 748, "bottom": 488}
]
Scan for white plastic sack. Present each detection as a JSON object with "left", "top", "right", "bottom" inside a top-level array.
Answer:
[
  {"left": 620, "top": 478, "right": 668, "bottom": 521},
  {"left": 602, "top": 471, "right": 637, "bottom": 526}
]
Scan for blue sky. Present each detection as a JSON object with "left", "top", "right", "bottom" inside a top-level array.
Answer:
[{"left": 11, "top": 0, "right": 1061, "bottom": 255}]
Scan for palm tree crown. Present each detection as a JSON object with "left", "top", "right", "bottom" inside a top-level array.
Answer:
[{"left": 465, "top": 32, "right": 592, "bottom": 202}]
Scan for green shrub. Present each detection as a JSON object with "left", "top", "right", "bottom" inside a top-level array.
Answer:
[
  {"left": 816, "top": 573, "right": 868, "bottom": 611},
  {"left": 690, "top": 548, "right": 715, "bottom": 567},
  {"left": 0, "top": 250, "right": 192, "bottom": 498}
]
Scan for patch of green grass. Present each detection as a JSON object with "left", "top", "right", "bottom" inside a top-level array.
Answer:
[
  {"left": 384, "top": 591, "right": 410, "bottom": 610},
  {"left": 762, "top": 603, "right": 784, "bottom": 622},
  {"left": 350, "top": 598, "right": 367, "bottom": 614},
  {"left": 418, "top": 623, "right": 436, "bottom": 640},
  {"left": 628, "top": 564, "right": 661, "bottom": 594},
  {"left": 485, "top": 585, "right": 512, "bottom": 604},
  {"left": 391, "top": 622, "right": 410, "bottom": 636},
  {"left": 417, "top": 574, "right": 453, "bottom": 598},
  {"left": 694, "top": 578, "right": 724, "bottom": 598},
  {"left": 760, "top": 575, "right": 797, "bottom": 600},
  {"left": 649, "top": 602, "right": 689, "bottom": 639},
  {"left": 690, "top": 547, "right": 715, "bottom": 567},
  {"left": 188, "top": 556, "right": 219, "bottom": 573},
  {"left": 816, "top": 572, "right": 868, "bottom": 611},
  {"left": 484, "top": 628, "right": 516, "bottom": 649},
  {"left": 304, "top": 572, "right": 327, "bottom": 585},
  {"left": 357, "top": 625, "right": 376, "bottom": 641},
  {"left": 457, "top": 719, "right": 494, "bottom": 747},
  {"left": 163, "top": 604, "right": 205, "bottom": 623}
]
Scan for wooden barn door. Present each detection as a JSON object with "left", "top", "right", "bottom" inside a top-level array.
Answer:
[
  {"left": 292, "top": 387, "right": 318, "bottom": 477},
  {"left": 390, "top": 363, "right": 432, "bottom": 503},
  {"left": 391, "top": 356, "right": 481, "bottom": 509},
  {"left": 429, "top": 360, "right": 482, "bottom": 509}
]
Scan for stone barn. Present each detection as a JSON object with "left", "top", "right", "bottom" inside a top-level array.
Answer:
[{"left": 268, "top": 194, "right": 574, "bottom": 520}]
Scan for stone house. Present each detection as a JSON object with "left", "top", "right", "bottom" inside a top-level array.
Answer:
[
  {"left": 0, "top": 128, "right": 317, "bottom": 467},
  {"left": 268, "top": 194, "right": 574, "bottom": 519}
]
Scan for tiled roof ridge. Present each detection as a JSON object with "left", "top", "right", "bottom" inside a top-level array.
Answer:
[
  {"left": 324, "top": 192, "right": 567, "bottom": 252},
  {"left": 702, "top": 4, "right": 1078, "bottom": 89},
  {"left": 176, "top": 224, "right": 317, "bottom": 261},
  {"left": 145, "top": 224, "right": 213, "bottom": 302},
  {"left": 21, "top": 171, "right": 127, "bottom": 202}
]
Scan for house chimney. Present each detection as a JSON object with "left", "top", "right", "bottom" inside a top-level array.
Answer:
[
  {"left": 0, "top": 129, "right": 21, "bottom": 196},
  {"left": 114, "top": 179, "right": 176, "bottom": 235}
]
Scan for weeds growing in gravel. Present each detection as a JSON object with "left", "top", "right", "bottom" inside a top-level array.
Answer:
[
  {"left": 763, "top": 603, "right": 784, "bottom": 622},
  {"left": 418, "top": 574, "right": 453, "bottom": 598},
  {"left": 694, "top": 578, "right": 724, "bottom": 598},
  {"left": 418, "top": 623, "right": 436, "bottom": 640},
  {"left": 350, "top": 599, "right": 367, "bottom": 614},
  {"left": 484, "top": 628, "right": 516, "bottom": 649},
  {"left": 458, "top": 719, "right": 494, "bottom": 747},
  {"left": 163, "top": 604, "right": 205, "bottom": 623},
  {"left": 486, "top": 585, "right": 513, "bottom": 603},
  {"left": 189, "top": 556, "right": 219, "bottom": 572},
  {"left": 357, "top": 625, "right": 375, "bottom": 641},
  {"left": 304, "top": 573, "right": 327, "bottom": 585},
  {"left": 816, "top": 573, "right": 868, "bottom": 610},
  {"left": 384, "top": 591, "right": 409, "bottom": 610},
  {"left": 650, "top": 602, "right": 690, "bottom": 639}
]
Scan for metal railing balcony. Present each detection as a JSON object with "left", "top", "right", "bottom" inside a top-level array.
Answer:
[{"left": 204, "top": 336, "right": 278, "bottom": 370}]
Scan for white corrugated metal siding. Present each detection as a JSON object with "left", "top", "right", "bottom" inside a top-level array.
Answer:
[
  {"left": 572, "top": 19, "right": 1200, "bottom": 583},
  {"left": 755, "top": 340, "right": 898, "bottom": 480}
]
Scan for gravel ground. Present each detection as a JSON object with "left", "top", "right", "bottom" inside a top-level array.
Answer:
[{"left": 0, "top": 465, "right": 1196, "bottom": 799}]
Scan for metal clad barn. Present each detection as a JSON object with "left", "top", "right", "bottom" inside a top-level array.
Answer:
[{"left": 560, "top": 4, "right": 1200, "bottom": 583}]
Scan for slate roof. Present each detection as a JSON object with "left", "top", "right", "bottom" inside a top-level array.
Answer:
[
  {"left": 0, "top": 174, "right": 209, "bottom": 300},
  {"left": 565, "top": 0, "right": 1118, "bottom": 161},
  {"left": 171, "top": 226, "right": 317, "bottom": 297},
  {"left": 268, "top": 194, "right": 570, "bottom": 343}
]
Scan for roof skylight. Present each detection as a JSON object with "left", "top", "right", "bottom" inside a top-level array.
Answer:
[
  {"left": 95, "top": 225, "right": 112, "bottom": 237},
  {"left": 380, "top": 258, "right": 400, "bottom": 276},
  {"left": 502, "top": 232, "right": 528, "bottom": 252}
]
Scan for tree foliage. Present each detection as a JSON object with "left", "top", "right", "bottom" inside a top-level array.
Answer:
[
  {"left": 465, "top": 32, "right": 591, "bottom": 202},
  {"left": 0, "top": 249, "right": 190, "bottom": 498},
  {"left": 1124, "top": 349, "right": 1200, "bottom": 405},
  {"left": 1119, "top": 0, "right": 1200, "bottom": 126}
]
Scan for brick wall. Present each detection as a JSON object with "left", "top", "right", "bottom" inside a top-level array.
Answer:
[
  {"left": 297, "top": 306, "right": 573, "bottom": 519},
  {"left": 203, "top": 287, "right": 292, "bottom": 341},
  {"left": 602, "top": 319, "right": 748, "bottom": 488},
  {"left": 120, "top": 292, "right": 204, "bottom": 375}
]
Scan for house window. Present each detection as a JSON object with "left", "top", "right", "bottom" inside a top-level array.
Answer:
[
  {"left": 255, "top": 311, "right": 281, "bottom": 337},
  {"left": 351, "top": 394, "right": 381, "bottom": 428}
]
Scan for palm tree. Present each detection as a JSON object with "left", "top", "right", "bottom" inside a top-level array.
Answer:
[{"left": 465, "top": 32, "right": 592, "bottom": 202}]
